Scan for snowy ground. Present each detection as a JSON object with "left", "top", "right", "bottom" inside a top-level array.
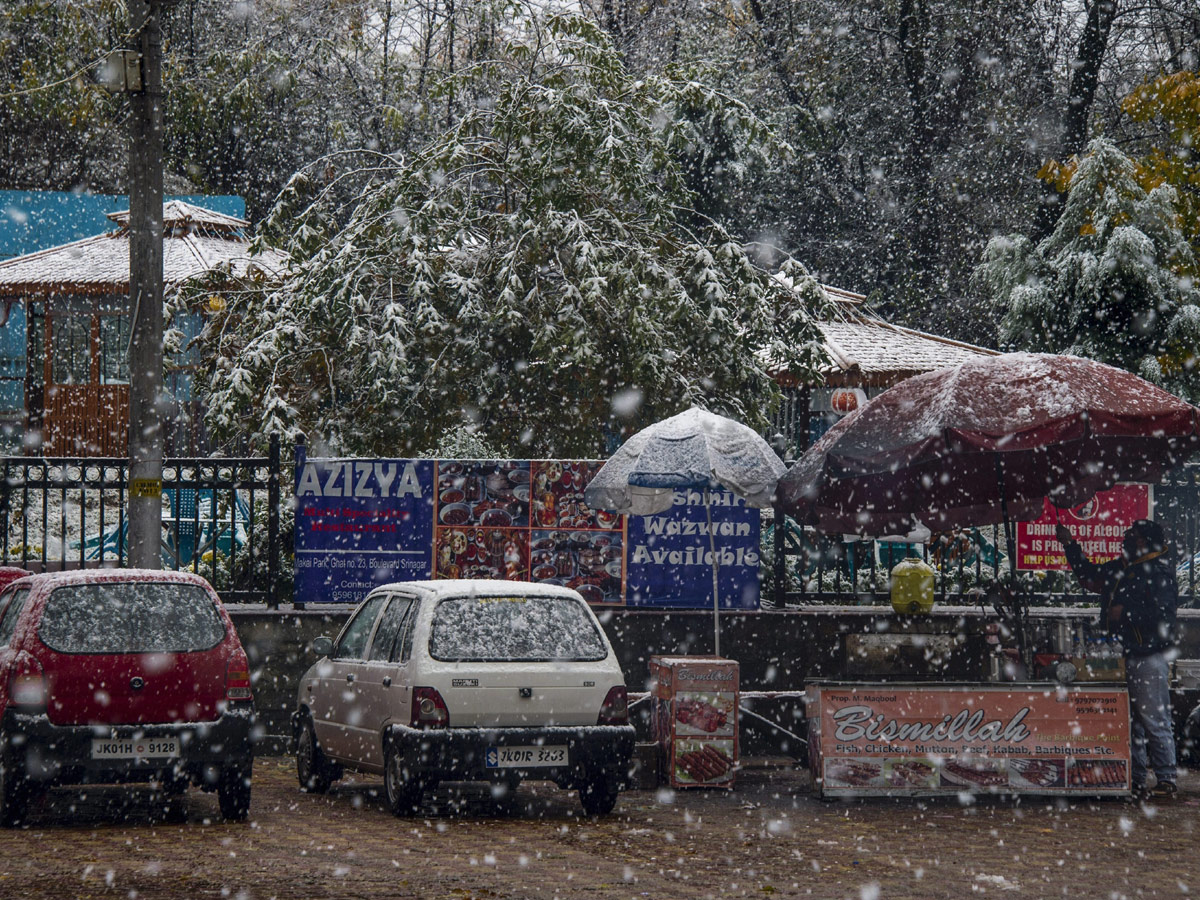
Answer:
[{"left": 0, "top": 757, "right": 1194, "bottom": 899}]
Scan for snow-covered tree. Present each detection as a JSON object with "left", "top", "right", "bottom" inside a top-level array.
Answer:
[
  {"left": 975, "top": 137, "right": 1200, "bottom": 398},
  {"left": 1122, "top": 70, "right": 1200, "bottom": 251},
  {"left": 198, "top": 12, "right": 828, "bottom": 457}
]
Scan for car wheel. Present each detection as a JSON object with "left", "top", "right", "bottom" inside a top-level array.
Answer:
[
  {"left": 0, "top": 759, "right": 29, "bottom": 828},
  {"left": 297, "top": 719, "right": 335, "bottom": 793},
  {"left": 383, "top": 742, "right": 422, "bottom": 817},
  {"left": 578, "top": 776, "right": 619, "bottom": 817},
  {"left": 217, "top": 764, "right": 252, "bottom": 822}
]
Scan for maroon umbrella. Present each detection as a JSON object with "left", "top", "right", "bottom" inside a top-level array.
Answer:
[{"left": 779, "top": 353, "right": 1200, "bottom": 536}]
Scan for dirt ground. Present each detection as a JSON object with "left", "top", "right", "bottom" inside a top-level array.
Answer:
[{"left": 0, "top": 757, "right": 1195, "bottom": 899}]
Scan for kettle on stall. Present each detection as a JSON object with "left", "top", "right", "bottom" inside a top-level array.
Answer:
[{"left": 890, "top": 557, "right": 935, "bottom": 615}]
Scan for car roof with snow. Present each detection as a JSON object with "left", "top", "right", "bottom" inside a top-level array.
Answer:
[
  {"left": 7, "top": 568, "right": 215, "bottom": 590},
  {"left": 369, "top": 579, "right": 586, "bottom": 601}
]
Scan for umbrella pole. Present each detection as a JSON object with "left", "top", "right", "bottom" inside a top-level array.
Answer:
[
  {"left": 705, "top": 489, "right": 720, "bottom": 658},
  {"left": 994, "top": 457, "right": 1029, "bottom": 672}
]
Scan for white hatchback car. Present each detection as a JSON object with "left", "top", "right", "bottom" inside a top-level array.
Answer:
[{"left": 292, "top": 580, "right": 634, "bottom": 816}]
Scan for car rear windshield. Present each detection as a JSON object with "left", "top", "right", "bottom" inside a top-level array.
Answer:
[
  {"left": 429, "top": 595, "right": 608, "bottom": 662},
  {"left": 38, "top": 582, "right": 226, "bottom": 654}
]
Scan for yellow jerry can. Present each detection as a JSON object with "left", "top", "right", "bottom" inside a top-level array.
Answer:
[{"left": 890, "top": 557, "right": 935, "bottom": 615}]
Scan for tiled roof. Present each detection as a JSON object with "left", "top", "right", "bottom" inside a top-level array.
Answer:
[
  {"left": 771, "top": 283, "right": 998, "bottom": 387},
  {"left": 106, "top": 199, "right": 249, "bottom": 230},
  {"left": 0, "top": 202, "right": 286, "bottom": 295}
]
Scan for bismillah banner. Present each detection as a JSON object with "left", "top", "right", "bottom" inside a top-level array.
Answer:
[
  {"left": 294, "top": 453, "right": 761, "bottom": 608},
  {"left": 807, "top": 684, "right": 1131, "bottom": 797}
]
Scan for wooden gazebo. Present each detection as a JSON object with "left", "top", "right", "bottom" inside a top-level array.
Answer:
[
  {"left": 769, "top": 284, "right": 999, "bottom": 447},
  {"left": 0, "top": 201, "right": 286, "bottom": 456}
]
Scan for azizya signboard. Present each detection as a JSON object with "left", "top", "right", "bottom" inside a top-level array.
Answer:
[
  {"left": 1015, "top": 484, "right": 1152, "bottom": 571},
  {"left": 806, "top": 684, "right": 1131, "bottom": 798},
  {"left": 294, "top": 453, "right": 761, "bottom": 608}
]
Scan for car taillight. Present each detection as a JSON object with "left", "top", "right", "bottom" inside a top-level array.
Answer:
[
  {"left": 410, "top": 687, "right": 449, "bottom": 728},
  {"left": 8, "top": 651, "right": 45, "bottom": 709},
  {"left": 598, "top": 685, "right": 628, "bottom": 725},
  {"left": 225, "top": 652, "right": 253, "bottom": 702}
]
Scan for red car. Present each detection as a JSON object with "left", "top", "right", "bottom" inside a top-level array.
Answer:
[
  {"left": 0, "top": 569, "right": 29, "bottom": 590},
  {"left": 0, "top": 569, "right": 255, "bottom": 826}
]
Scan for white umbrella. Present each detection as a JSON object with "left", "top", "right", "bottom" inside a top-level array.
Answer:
[{"left": 585, "top": 407, "right": 786, "bottom": 656}]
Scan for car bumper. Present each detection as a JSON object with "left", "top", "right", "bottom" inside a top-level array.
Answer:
[
  {"left": 385, "top": 723, "right": 636, "bottom": 789},
  {"left": 1, "top": 705, "right": 255, "bottom": 786}
]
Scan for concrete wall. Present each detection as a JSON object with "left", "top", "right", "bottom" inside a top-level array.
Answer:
[{"left": 230, "top": 604, "right": 1200, "bottom": 758}]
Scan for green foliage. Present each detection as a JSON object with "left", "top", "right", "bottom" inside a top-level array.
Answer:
[
  {"left": 414, "top": 425, "right": 509, "bottom": 460},
  {"left": 975, "top": 137, "right": 1200, "bottom": 398},
  {"left": 161, "top": 0, "right": 418, "bottom": 218},
  {"left": 0, "top": 0, "right": 125, "bottom": 190},
  {"left": 1123, "top": 71, "right": 1200, "bottom": 251},
  {"left": 198, "top": 13, "right": 830, "bottom": 457}
]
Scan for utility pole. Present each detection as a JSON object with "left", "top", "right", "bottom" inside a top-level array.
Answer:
[{"left": 126, "top": 0, "right": 166, "bottom": 569}]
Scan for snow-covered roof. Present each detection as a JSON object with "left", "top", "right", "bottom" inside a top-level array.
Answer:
[
  {"left": 7, "top": 568, "right": 216, "bottom": 590},
  {"left": 0, "top": 201, "right": 287, "bottom": 296},
  {"left": 107, "top": 199, "right": 249, "bottom": 230},
  {"left": 773, "top": 283, "right": 998, "bottom": 387},
  {"left": 369, "top": 579, "right": 589, "bottom": 601}
]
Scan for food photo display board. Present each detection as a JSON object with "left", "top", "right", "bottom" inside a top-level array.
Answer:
[
  {"left": 293, "top": 453, "right": 762, "bottom": 608},
  {"left": 806, "top": 683, "right": 1131, "bottom": 798},
  {"left": 650, "top": 656, "right": 739, "bottom": 789}
]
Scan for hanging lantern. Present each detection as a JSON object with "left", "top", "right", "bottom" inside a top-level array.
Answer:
[{"left": 830, "top": 388, "right": 867, "bottom": 416}]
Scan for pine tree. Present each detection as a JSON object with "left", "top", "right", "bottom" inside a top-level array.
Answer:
[{"left": 975, "top": 137, "right": 1200, "bottom": 398}]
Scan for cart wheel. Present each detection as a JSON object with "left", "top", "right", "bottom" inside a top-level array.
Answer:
[{"left": 1182, "top": 702, "right": 1200, "bottom": 769}]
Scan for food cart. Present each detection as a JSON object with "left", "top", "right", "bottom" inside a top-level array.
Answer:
[
  {"left": 774, "top": 354, "right": 1198, "bottom": 799},
  {"left": 800, "top": 576, "right": 1134, "bottom": 798},
  {"left": 650, "top": 655, "right": 739, "bottom": 788}
]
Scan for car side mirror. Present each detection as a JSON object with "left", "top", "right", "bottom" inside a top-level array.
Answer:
[{"left": 312, "top": 636, "right": 333, "bottom": 657}]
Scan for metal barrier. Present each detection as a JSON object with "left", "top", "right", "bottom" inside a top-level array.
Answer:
[{"left": 0, "top": 434, "right": 282, "bottom": 607}]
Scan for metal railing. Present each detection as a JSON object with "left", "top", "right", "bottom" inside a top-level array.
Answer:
[
  {"left": 771, "top": 463, "right": 1200, "bottom": 609},
  {"left": 0, "top": 434, "right": 282, "bottom": 606}
]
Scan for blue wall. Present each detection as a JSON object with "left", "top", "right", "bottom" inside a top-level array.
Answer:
[{"left": 0, "top": 190, "right": 245, "bottom": 259}]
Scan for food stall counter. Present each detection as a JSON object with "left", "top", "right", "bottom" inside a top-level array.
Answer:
[{"left": 805, "top": 681, "right": 1131, "bottom": 798}]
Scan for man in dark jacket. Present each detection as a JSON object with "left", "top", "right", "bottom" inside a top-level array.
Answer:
[{"left": 1056, "top": 518, "right": 1178, "bottom": 799}]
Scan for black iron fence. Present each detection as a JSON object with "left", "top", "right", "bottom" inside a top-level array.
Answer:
[
  {"left": 0, "top": 434, "right": 283, "bottom": 606},
  {"left": 771, "top": 462, "right": 1200, "bottom": 609},
  {"left": 5, "top": 436, "right": 1197, "bottom": 611}
]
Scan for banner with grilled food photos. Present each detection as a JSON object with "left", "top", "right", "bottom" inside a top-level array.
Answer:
[
  {"left": 295, "top": 455, "right": 761, "bottom": 608},
  {"left": 805, "top": 684, "right": 1131, "bottom": 797},
  {"left": 650, "top": 656, "right": 739, "bottom": 789}
]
